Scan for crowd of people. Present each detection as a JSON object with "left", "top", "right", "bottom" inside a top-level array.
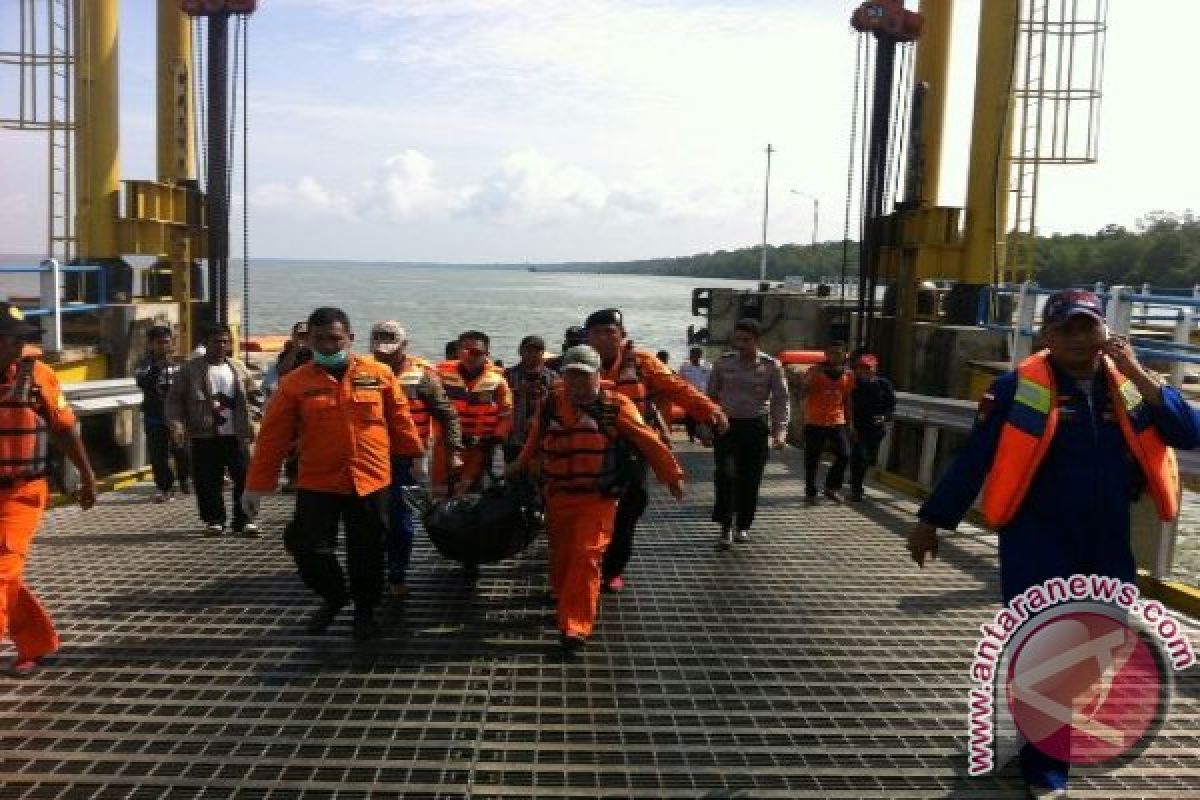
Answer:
[{"left": 2, "top": 289, "right": 1198, "bottom": 796}]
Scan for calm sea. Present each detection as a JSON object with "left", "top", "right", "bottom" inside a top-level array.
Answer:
[{"left": 230, "top": 263, "right": 756, "bottom": 364}]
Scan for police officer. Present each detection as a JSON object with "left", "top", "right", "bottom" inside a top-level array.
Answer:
[
  {"left": 906, "top": 289, "right": 1200, "bottom": 797},
  {"left": 0, "top": 303, "right": 96, "bottom": 675},
  {"left": 706, "top": 318, "right": 790, "bottom": 548}
]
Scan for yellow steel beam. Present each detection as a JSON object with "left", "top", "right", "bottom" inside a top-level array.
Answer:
[
  {"left": 74, "top": 0, "right": 121, "bottom": 259},
  {"left": 157, "top": 0, "right": 195, "bottom": 183},
  {"left": 959, "top": 0, "right": 1019, "bottom": 285},
  {"left": 912, "top": 0, "right": 953, "bottom": 208}
]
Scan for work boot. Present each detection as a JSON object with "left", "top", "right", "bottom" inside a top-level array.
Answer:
[
  {"left": 716, "top": 525, "right": 733, "bottom": 550},
  {"left": 352, "top": 610, "right": 380, "bottom": 642},
  {"left": 305, "top": 602, "right": 343, "bottom": 634}
]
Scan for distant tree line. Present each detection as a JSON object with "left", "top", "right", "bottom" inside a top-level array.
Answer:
[{"left": 553, "top": 211, "right": 1200, "bottom": 288}]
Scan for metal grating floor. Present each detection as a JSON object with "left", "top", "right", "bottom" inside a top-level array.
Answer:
[{"left": 2, "top": 444, "right": 1197, "bottom": 798}]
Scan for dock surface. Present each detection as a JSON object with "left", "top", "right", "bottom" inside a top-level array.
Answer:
[{"left": 2, "top": 445, "right": 1197, "bottom": 798}]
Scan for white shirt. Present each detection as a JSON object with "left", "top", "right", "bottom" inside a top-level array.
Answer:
[
  {"left": 679, "top": 360, "right": 712, "bottom": 393},
  {"left": 206, "top": 361, "right": 238, "bottom": 436}
]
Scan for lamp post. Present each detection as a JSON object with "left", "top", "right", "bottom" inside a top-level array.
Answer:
[
  {"left": 789, "top": 189, "right": 819, "bottom": 248},
  {"left": 759, "top": 144, "right": 774, "bottom": 283}
]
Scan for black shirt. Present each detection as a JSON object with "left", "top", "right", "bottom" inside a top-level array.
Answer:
[{"left": 852, "top": 375, "right": 896, "bottom": 431}]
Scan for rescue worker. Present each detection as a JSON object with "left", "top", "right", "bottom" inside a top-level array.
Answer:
[
  {"left": 0, "top": 303, "right": 97, "bottom": 675},
  {"left": 847, "top": 353, "right": 895, "bottom": 501},
  {"left": 241, "top": 307, "right": 425, "bottom": 641},
  {"left": 503, "top": 335, "right": 556, "bottom": 464},
  {"left": 507, "top": 345, "right": 684, "bottom": 651},
  {"left": 798, "top": 341, "right": 855, "bottom": 504},
  {"left": 135, "top": 325, "right": 190, "bottom": 502},
  {"left": 706, "top": 318, "right": 789, "bottom": 549},
  {"left": 166, "top": 323, "right": 261, "bottom": 536},
  {"left": 585, "top": 308, "right": 729, "bottom": 592},
  {"left": 433, "top": 331, "right": 513, "bottom": 498},
  {"left": 906, "top": 289, "right": 1200, "bottom": 797},
  {"left": 544, "top": 326, "right": 587, "bottom": 373},
  {"left": 368, "top": 320, "right": 463, "bottom": 599}
]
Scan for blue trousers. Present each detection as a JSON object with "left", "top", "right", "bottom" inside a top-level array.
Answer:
[{"left": 386, "top": 457, "right": 418, "bottom": 585}]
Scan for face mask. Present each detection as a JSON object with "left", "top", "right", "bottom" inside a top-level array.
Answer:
[{"left": 313, "top": 349, "right": 348, "bottom": 369}]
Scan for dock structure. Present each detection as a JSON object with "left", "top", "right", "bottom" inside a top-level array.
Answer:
[{"left": 3, "top": 446, "right": 1197, "bottom": 798}]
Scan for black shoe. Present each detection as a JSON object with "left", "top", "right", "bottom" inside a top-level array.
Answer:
[
  {"left": 352, "top": 613, "right": 380, "bottom": 642},
  {"left": 848, "top": 488, "right": 864, "bottom": 502},
  {"left": 717, "top": 525, "right": 733, "bottom": 550},
  {"left": 823, "top": 488, "right": 844, "bottom": 504},
  {"left": 305, "top": 602, "right": 343, "bottom": 634},
  {"left": 178, "top": 482, "right": 192, "bottom": 495}
]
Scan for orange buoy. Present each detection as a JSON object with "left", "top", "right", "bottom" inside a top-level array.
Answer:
[{"left": 777, "top": 350, "right": 824, "bottom": 366}]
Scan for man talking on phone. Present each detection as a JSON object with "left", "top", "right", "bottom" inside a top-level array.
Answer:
[{"left": 905, "top": 289, "right": 1200, "bottom": 797}]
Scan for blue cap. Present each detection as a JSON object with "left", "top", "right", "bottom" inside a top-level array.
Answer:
[{"left": 1043, "top": 289, "right": 1104, "bottom": 327}]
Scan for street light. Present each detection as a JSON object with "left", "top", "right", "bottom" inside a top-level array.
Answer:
[{"left": 789, "top": 189, "right": 819, "bottom": 248}]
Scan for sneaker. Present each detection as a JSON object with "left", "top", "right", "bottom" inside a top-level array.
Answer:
[
  {"left": 601, "top": 575, "right": 625, "bottom": 594},
  {"left": 560, "top": 632, "right": 587, "bottom": 652},
  {"left": 716, "top": 526, "right": 733, "bottom": 550},
  {"left": 1025, "top": 784, "right": 1068, "bottom": 799},
  {"left": 203, "top": 523, "right": 226, "bottom": 537},
  {"left": 735, "top": 529, "right": 750, "bottom": 543},
  {"left": 9, "top": 657, "right": 44, "bottom": 677},
  {"left": 238, "top": 522, "right": 262, "bottom": 538},
  {"left": 823, "top": 488, "right": 844, "bottom": 504},
  {"left": 305, "top": 602, "right": 343, "bottom": 634},
  {"left": 352, "top": 613, "right": 380, "bottom": 642}
]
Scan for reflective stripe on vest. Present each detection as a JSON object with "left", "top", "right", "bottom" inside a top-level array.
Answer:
[
  {"left": 396, "top": 356, "right": 433, "bottom": 439},
  {"left": 539, "top": 389, "right": 624, "bottom": 495},
  {"left": 981, "top": 350, "right": 1180, "bottom": 527},
  {"left": 439, "top": 363, "right": 503, "bottom": 440},
  {"left": 0, "top": 358, "right": 50, "bottom": 481}
]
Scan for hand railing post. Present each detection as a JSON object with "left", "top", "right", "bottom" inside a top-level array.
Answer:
[{"left": 38, "top": 258, "right": 63, "bottom": 352}]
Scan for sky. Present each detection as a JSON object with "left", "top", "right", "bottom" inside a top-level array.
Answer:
[{"left": 1, "top": 0, "right": 1197, "bottom": 263}]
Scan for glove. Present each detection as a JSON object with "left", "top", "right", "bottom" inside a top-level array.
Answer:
[{"left": 241, "top": 490, "right": 266, "bottom": 520}]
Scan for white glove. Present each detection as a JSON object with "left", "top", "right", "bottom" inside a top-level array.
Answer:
[
  {"left": 241, "top": 490, "right": 266, "bottom": 520},
  {"left": 409, "top": 457, "right": 428, "bottom": 483}
]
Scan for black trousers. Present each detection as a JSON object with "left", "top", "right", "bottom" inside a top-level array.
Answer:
[
  {"left": 146, "top": 424, "right": 190, "bottom": 493},
  {"left": 712, "top": 417, "right": 770, "bottom": 530},
  {"left": 601, "top": 460, "right": 650, "bottom": 581},
  {"left": 190, "top": 435, "right": 247, "bottom": 529},
  {"left": 803, "top": 425, "right": 850, "bottom": 495},
  {"left": 849, "top": 427, "right": 886, "bottom": 492},
  {"left": 285, "top": 489, "right": 388, "bottom": 614}
]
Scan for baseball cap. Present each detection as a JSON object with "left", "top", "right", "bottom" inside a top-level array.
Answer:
[
  {"left": 1042, "top": 289, "right": 1104, "bottom": 327},
  {"left": 584, "top": 308, "right": 623, "bottom": 330},
  {"left": 856, "top": 353, "right": 879, "bottom": 369},
  {"left": 560, "top": 345, "right": 602, "bottom": 374},
  {"left": 0, "top": 303, "right": 37, "bottom": 339},
  {"left": 563, "top": 325, "right": 587, "bottom": 346},
  {"left": 369, "top": 320, "right": 407, "bottom": 353}
]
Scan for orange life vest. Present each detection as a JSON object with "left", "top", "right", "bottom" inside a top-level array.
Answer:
[
  {"left": 981, "top": 350, "right": 1180, "bottom": 528},
  {"left": 392, "top": 355, "right": 434, "bottom": 440},
  {"left": 0, "top": 354, "right": 51, "bottom": 483},
  {"left": 439, "top": 361, "right": 505, "bottom": 441},
  {"left": 537, "top": 386, "right": 631, "bottom": 496},
  {"left": 605, "top": 343, "right": 665, "bottom": 434}
]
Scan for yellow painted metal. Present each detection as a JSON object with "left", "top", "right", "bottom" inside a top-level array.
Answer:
[
  {"left": 959, "top": 0, "right": 1019, "bottom": 285},
  {"left": 74, "top": 0, "right": 121, "bottom": 259},
  {"left": 47, "top": 354, "right": 108, "bottom": 383},
  {"left": 157, "top": 0, "right": 199, "bottom": 354},
  {"left": 912, "top": 0, "right": 953, "bottom": 208}
]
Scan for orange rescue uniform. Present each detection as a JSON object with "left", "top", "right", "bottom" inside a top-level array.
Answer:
[
  {"left": 0, "top": 358, "right": 76, "bottom": 662},
  {"left": 519, "top": 385, "right": 683, "bottom": 638},
  {"left": 804, "top": 366, "right": 855, "bottom": 426},
  {"left": 603, "top": 343, "right": 720, "bottom": 434},
  {"left": 246, "top": 355, "right": 424, "bottom": 495},
  {"left": 432, "top": 361, "right": 513, "bottom": 495}
]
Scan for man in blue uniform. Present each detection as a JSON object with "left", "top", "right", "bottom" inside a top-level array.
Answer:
[{"left": 907, "top": 289, "right": 1200, "bottom": 797}]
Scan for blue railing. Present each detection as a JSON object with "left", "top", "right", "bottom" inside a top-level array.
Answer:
[{"left": 0, "top": 261, "right": 110, "bottom": 351}]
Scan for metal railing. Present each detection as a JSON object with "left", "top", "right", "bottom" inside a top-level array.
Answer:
[
  {"left": 879, "top": 390, "right": 1200, "bottom": 581},
  {"left": 57, "top": 378, "right": 145, "bottom": 489},
  {"left": 0, "top": 258, "right": 107, "bottom": 351},
  {"left": 978, "top": 282, "right": 1200, "bottom": 385}
]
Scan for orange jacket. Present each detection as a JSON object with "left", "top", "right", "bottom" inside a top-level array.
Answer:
[
  {"left": 981, "top": 350, "right": 1181, "bottom": 527},
  {"left": 0, "top": 357, "right": 76, "bottom": 484},
  {"left": 437, "top": 361, "right": 513, "bottom": 442},
  {"left": 246, "top": 355, "right": 424, "bottom": 496},
  {"left": 804, "top": 364, "right": 855, "bottom": 426},
  {"left": 602, "top": 344, "right": 719, "bottom": 433},
  {"left": 519, "top": 384, "right": 683, "bottom": 496}
]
